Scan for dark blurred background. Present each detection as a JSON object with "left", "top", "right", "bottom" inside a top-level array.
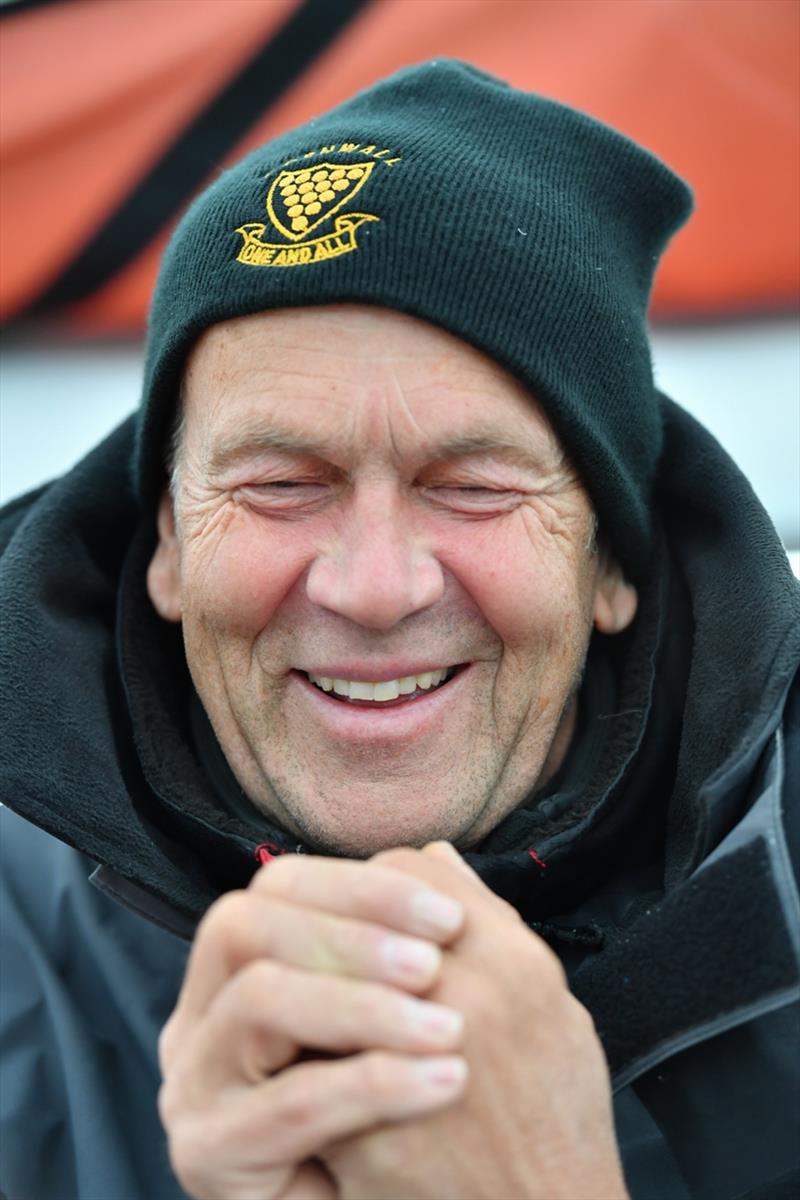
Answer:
[{"left": 1, "top": 0, "right": 798, "bottom": 559}]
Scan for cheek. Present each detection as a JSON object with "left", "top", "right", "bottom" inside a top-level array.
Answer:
[
  {"left": 438, "top": 516, "right": 594, "bottom": 654},
  {"left": 181, "top": 516, "right": 315, "bottom": 635}
]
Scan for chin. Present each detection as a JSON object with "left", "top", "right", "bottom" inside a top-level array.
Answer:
[{"left": 278, "top": 790, "right": 478, "bottom": 860}]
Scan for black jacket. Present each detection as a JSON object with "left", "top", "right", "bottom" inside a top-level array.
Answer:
[{"left": 2, "top": 401, "right": 799, "bottom": 1200}]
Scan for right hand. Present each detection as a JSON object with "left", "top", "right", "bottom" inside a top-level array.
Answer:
[{"left": 157, "top": 855, "right": 467, "bottom": 1200}]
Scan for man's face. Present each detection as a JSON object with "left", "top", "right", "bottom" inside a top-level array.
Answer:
[{"left": 149, "top": 305, "right": 636, "bottom": 856}]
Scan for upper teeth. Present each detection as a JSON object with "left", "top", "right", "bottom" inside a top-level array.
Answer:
[{"left": 307, "top": 668, "right": 450, "bottom": 701}]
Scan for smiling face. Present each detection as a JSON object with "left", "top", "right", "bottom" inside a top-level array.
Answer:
[{"left": 147, "top": 305, "right": 637, "bottom": 856}]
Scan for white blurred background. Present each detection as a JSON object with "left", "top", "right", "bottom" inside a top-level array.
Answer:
[{"left": 2, "top": 318, "right": 798, "bottom": 559}]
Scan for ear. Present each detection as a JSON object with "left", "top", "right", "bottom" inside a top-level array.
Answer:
[
  {"left": 147, "top": 490, "right": 182, "bottom": 623},
  {"left": 592, "top": 552, "right": 638, "bottom": 634}
]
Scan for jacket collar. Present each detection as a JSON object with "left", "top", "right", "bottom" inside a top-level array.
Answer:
[{"left": 573, "top": 715, "right": 800, "bottom": 1089}]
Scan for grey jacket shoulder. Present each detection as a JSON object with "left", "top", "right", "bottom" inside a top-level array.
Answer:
[
  {"left": 0, "top": 806, "right": 190, "bottom": 1200},
  {"left": 614, "top": 687, "right": 800, "bottom": 1200}
]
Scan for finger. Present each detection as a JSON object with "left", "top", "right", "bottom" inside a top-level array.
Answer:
[
  {"left": 206, "top": 1051, "right": 468, "bottom": 1170},
  {"left": 167, "top": 959, "right": 465, "bottom": 1096},
  {"left": 173, "top": 889, "right": 450, "bottom": 1031},
  {"left": 422, "top": 840, "right": 487, "bottom": 884},
  {"left": 253, "top": 856, "right": 465, "bottom": 941},
  {"left": 373, "top": 845, "right": 516, "bottom": 921}
]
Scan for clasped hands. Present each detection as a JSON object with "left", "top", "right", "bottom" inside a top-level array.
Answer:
[{"left": 158, "top": 843, "right": 628, "bottom": 1200}]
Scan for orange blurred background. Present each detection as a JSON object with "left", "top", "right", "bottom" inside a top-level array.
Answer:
[{"left": 1, "top": 0, "right": 798, "bottom": 333}]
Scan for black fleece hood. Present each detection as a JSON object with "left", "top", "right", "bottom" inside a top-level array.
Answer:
[
  {"left": 2, "top": 394, "right": 799, "bottom": 1087},
  {"left": 1, "top": 389, "right": 797, "bottom": 909}
]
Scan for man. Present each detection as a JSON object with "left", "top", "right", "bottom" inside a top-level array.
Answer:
[{"left": 1, "top": 61, "right": 798, "bottom": 1200}]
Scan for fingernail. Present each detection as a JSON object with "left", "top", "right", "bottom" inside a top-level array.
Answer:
[
  {"left": 411, "top": 889, "right": 464, "bottom": 936},
  {"left": 411, "top": 1055, "right": 468, "bottom": 1092},
  {"left": 404, "top": 999, "right": 464, "bottom": 1041},
  {"left": 382, "top": 935, "right": 441, "bottom": 979}
]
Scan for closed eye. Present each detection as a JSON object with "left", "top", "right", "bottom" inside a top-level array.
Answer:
[
  {"left": 421, "top": 485, "right": 523, "bottom": 514},
  {"left": 237, "top": 481, "right": 331, "bottom": 511}
]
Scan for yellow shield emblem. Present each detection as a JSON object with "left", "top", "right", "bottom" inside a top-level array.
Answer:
[{"left": 266, "top": 161, "right": 376, "bottom": 242}]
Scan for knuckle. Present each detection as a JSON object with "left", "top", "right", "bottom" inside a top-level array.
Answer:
[
  {"left": 157, "top": 1072, "right": 194, "bottom": 1136},
  {"left": 201, "top": 889, "right": 253, "bottom": 947},
  {"left": 496, "top": 894, "right": 525, "bottom": 924},
  {"left": 274, "top": 1074, "right": 322, "bottom": 1131},
  {"left": 230, "top": 955, "right": 280, "bottom": 1012},
  {"left": 157, "top": 1077, "right": 178, "bottom": 1129},
  {"left": 167, "top": 1116, "right": 212, "bottom": 1193},
  {"left": 536, "top": 943, "right": 569, "bottom": 995},
  {"left": 251, "top": 853, "right": 303, "bottom": 896},
  {"left": 570, "top": 993, "right": 599, "bottom": 1038},
  {"left": 157, "top": 1015, "right": 180, "bottom": 1073},
  {"left": 517, "top": 926, "right": 568, "bottom": 990},
  {"left": 228, "top": 958, "right": 281, "bottom": 1020},
  {"left": 358, "top": 1050, "right": 401, "bottom": 1102},
  {"left": 198, "top": 889, "right": 282, "bottom": 977},
  {"left": 193, "top": 890, "right": 256, "bottom": 971}
]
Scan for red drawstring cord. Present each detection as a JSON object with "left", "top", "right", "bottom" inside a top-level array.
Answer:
[
  {"left": 254, "top": 842, "right": 285, "bottom": 865},
  {"left": 527, "top": 848, "right": 548, "bottom": 870}
]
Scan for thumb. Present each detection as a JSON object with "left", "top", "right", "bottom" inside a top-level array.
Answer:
[{"left": 422, "top": 841, "right": 484, "bottom": 886}]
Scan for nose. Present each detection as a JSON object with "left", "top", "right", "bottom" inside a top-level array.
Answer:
[{"left": 305, "top": 486, "right": 444, "bottom": 630}]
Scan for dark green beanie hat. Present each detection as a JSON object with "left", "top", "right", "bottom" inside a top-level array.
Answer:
[{"left": 137, "top": 59, "right": 692, "bottom": 581}]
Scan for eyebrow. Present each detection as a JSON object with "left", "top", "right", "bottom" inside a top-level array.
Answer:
[
  {"left": 428, "top": 432, "right": 552, "bottom": 468},
  {"left": 207, "top": 428, "right": 323, "bottom": 474},
  {"left": 206, "top": 424, "right": 555, "bottom": 477}
]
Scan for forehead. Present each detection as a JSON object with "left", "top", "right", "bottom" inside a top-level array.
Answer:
[{"left": 181, "top": 304, "right": 563, "bottom": 464}]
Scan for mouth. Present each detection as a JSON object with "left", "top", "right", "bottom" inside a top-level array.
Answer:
[{"left": 298, "top": 665, "right": 466, "bottom": 707}]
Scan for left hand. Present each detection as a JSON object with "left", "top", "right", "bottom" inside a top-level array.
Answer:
[{"left": 321, "top": 843, "right": 628, "bottom": 1200}]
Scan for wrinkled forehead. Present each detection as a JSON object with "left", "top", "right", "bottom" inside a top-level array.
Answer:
[{"left": 178, "top": 304, "right": 571, "bottom": 472}]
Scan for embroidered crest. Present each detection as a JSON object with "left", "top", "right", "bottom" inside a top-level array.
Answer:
[{"left": 235, "top": 161, "right": 379, "bottom": 268}]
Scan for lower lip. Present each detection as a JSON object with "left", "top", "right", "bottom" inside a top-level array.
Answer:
[{"left": 289, "top": 667, "right": 470, "bottom": 743}]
